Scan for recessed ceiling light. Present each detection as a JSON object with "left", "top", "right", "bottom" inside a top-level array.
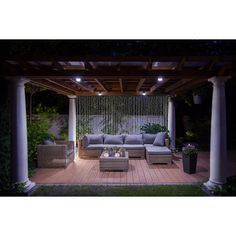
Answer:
[
  {"left": 98, "top": 92, "right": 102, "bottom": 96},
  {"left": 142, "top": 91, "right": 146, "bottom": 96},
  {"left": 75, "top": 77, "right": 81, "bottom": 82},
  {"left": 157, "top": 76, "right": 163, "bottom": 82}
]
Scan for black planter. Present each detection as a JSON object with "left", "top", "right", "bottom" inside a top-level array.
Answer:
[{"left": 182, "top": 154, "right": 198, "bottom": 174}]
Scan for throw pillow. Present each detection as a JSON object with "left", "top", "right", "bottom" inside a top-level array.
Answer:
[
  {"left": 153, "top": 132, "right": 167, "bottom": 146},
  {"left": 142, "top": 133, "right": 157, "bottom": 144},
  {"left": 124, "top": 134, "right": 143, "bottom": 144},
  {"left": 104, "top": 135, "right": 123, "bottom": 144}
]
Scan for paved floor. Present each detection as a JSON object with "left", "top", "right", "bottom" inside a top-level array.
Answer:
[{"left": 31, "top": 151, "right": 236, "bottom": 185}]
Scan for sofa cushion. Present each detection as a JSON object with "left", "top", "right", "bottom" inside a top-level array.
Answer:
[
  {"left": 124, "top": 134, "right": 143, "bottom": 144},
  {"left": 145, "top": 146, "right": 171, "bottom": 155},
  {"left": 84, "top": 134, "right": 104, "bottom": 146},
  {"left": 104, "top": 135, "right": 123, "bottom": 144},
  {"left": 122, "top": 144, "right": 144, "bottom": 150},
  {"left": 142, "top": 133, "right": 157, "bottom": 144},
  {"left": 153, "top": 132, "right": 167, "bottom": 146}
]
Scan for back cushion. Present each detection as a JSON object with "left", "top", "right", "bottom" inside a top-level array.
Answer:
[
  {"left": 142, "top": 133, "right": 157, "bottom": 144},
  {"left": 104, "top": 135, "right": 123, "bottom": 144},
  {"left": 124, "top": 135, "right": 143, "bottom": 144},
  {"left": 153, "top": 132, "right": 167, "bottom": 146},
  {"left": 83, "top": 134, "right": 104, "bottom": 147}
]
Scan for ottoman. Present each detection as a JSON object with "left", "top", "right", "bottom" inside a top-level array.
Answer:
[{"left": 145, "top": 146, "right": 172, "bottom": 164}]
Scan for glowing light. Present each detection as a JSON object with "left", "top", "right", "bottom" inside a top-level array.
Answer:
[
  {"left": 157, "top": 76, "right": 163, "bottom": 82},
  {"left": 75, "top": 77, "right": 81, "bottom": 82},
  {"left": 98, "top": 92, "right": 102, "bottom": 96},
  {"left": 142, "top": 91, "right": 146, "bottom": 96}
]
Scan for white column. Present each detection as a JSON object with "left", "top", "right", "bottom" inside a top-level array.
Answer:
[
  {"left": 68, "top": 95, "right": 77, "bottom": 159},
  {"left": 168, "top": 97, "right": 176, "bottom": 150},
  {"left": 10, "top": 78, "right": 35, "bottom": 192},
  {"left": 204, "top": 76, "right": 231, "bottom": 190}
]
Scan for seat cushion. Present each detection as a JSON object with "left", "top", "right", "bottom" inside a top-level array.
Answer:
[
  {"left": 87, "top": 144, "right": 124, "bottom": 150},
  {"left": 122, "top": 144, "right": 145, "bottom": 150},
  {"left": 124, "top": 134, "right": 143, "bottom": 144},
  {"left": 145, "top": 146, "right": 171, "bottom": 155},
  {"left": 84, "top": 134, "right": 104, "bottom": 146},
  {"left": 104, "top": 135, "right": 123, "bottom": 144},
  {"left": 153, "top": 132, "right": 167, "bottom": 146},
  {"left": 142, "top": 133, "right": 157, "bottom": 144},
  {"left": 43, "top": 139, "right": 56, "bottom": 145}
]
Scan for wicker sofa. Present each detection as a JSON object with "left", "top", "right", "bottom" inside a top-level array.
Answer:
[
  {"left": 81, "top": 133, "right": 172, "bottom": 164},
  {"left": 37, "top": 141, "right": 74, "bottom": 168}
]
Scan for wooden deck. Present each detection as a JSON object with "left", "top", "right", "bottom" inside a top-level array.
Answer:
[{"left": 31, "top": 151, "right": 236, "bottom": 185}]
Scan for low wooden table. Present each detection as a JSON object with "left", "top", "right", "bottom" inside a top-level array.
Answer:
[{"left": 99, "top": 151, "right": 129, "bottom": 171}]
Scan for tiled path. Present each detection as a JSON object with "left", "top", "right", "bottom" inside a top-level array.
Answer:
[{"left": 31, "top": 151, "right": 236, "bottom": 185}]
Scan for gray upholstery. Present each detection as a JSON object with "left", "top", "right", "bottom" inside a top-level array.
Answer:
[
  {"left": 142, "top": 134, "right": 157, "bottom": 144},
  {"left": 83, "top": 134, "right": 103, "bottom": 147},
  {"left": 122, "top": 144, "right": 145, "bottom": 150},
  {"left": 153, "top": 132, "right": 167, "bottom": 146},
  {"left": 104, "top": 135, "right": 123, "bottom": 144},
  {"left": 124, "top": 134, "right": 143, "bottom": 144},
  {"left": 145, "top": 146, "right": 171, "bottom": 155}
]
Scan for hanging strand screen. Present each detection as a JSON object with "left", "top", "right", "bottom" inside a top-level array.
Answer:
[{"left": 77, "top": 96, "right": 168, "bottom": 137}]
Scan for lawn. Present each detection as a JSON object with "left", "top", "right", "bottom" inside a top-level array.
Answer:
[{"left": 31, "top": 184, "right": 208, "bottom": 196}]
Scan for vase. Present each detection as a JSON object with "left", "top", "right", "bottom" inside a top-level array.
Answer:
[
  {"left": 115, "top": 152, "right": 120, "bottom": 157},
  {"left": 182, "top": 153, "right": 198, "bottom": 174},
  {"left": 193, "top": 95, "right": 203, "bottom": 105}
]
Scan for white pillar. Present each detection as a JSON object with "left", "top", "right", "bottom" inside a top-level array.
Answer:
[
  {"left": 68, "top": 95, "right": 77, "bottom": 159},
  {"left": 204, "top": 76, "right": 231, "bottom": 190},
  {"left": 10, "top": 78, "right": 35, "bottom": 192},
  {"left": 168, "top": 97, "right": 176, "bottom": 150}
]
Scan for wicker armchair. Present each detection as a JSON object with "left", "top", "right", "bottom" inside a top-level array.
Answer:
[{"left": 37, "top": 141, "right": 74, "bottom": 168}]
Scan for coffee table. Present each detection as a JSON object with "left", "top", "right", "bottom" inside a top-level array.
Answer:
[{"left": 99, "top": 151, "right": 129, "bottom": 171}]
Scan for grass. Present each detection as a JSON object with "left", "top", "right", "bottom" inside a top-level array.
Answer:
[{"left": 31, "top": 184, "right": 208, "bottom": 196}]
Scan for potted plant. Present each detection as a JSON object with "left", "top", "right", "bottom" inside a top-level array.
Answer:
[
  {"left": 118, "top": 147, "right": 126, "bottom": 157},
  {"left": 182, "top": 144, "right": 198, "bottom": 174},
  {"left": 192, "top": 86, "right": 207, "bottom": 105},
  {"left": 103, "top": 147, "right": 109, "bottom": 157}
]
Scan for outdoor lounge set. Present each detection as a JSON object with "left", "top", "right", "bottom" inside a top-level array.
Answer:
[{"left": 81, "top": 133, "right": 172, "bottom": 164}]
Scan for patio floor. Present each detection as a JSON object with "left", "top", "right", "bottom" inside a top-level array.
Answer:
[{"left": 31, "top": 151, "right": 236, "bottom": 185}]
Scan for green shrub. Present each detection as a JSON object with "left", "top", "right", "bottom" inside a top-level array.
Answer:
[
  {"left": 27, "top": 104, "right": 58, "bottom": 175},
  {"left": 140, "top": 123, "right": 168, "bottom": 134},
  {"left": 0, "top": 104, "right": 11, "bottom": 191}
]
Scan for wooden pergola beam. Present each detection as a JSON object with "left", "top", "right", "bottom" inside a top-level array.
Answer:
[
  {"left": 30, "top": 81, "right": 70, "bottom": 96},
  {"left": 70, "top": 78, "right": 94, "bottom": 93},
  {"left": 136, "top": 78, "right": 145, "bottom": 92},
  {"left": 45, "top": 78, "right": 78, "bottom": 94},
  {"left": 119, "top": 78, "right": 124, "bottom": 93},
  {"left": 165, "top": 78, "right": 193, "bottom": 93},
  {"left": 94, "top": 79, "right": 108, "bottom": 92},
  {"left": 150, "top": 79, "right": 169, "bottom": 93}
]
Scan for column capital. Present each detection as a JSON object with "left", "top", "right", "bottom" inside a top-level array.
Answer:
[
  {"left": 208, "top": 76, "right": 231, "bottom": 86},
  {"left": 68, "top": 95, "right": 77, "bottom": 99}
]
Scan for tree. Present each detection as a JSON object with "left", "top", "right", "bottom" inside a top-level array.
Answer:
[{"left": 25, "top": 83, "right": 45, "bottom": 124}]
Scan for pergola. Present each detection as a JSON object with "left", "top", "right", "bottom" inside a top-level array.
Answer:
[{"left": 1, "top": 53, "right": 235, "bottom": 192}]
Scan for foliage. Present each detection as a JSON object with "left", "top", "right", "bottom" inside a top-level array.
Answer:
[
  {"left": 140, "top": 123, "right": 168, "bottom": 134},
  {"left": 182, "top": 144, "right": 198, "bottom": 156},
  {"left": 31, "top": 184, "right": 207, "bottom": 196},
  {"left": 27, "top": 104, "right": 58, "bottom": 174},
  {"left": 212, "top": 176, "right": 236, "bottom": 196},
  {"left": 0, "top": 104, "right": 11, "bottom": 192}
]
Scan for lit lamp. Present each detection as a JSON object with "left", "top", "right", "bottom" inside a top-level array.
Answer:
[
  {"left": 142, "top": 91, "right": 146, "bottom": 96},
  {"left": 75, "top": 77, "right": 81, "bottom": 82},
  {"left": 157, "top": 76, "right": 163, "bottom": 82}
]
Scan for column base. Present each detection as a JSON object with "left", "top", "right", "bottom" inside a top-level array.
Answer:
[
  {"left": 203, "top": 180, "right": 225, "bottom": 191},
  {"left": 23, "top": 179, "right": 36, "bottom": 193}
]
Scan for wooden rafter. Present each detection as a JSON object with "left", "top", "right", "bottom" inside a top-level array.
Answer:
[
  {"left": 70, "top": 78, "right": 94, "bottom": 93},
  {"left": 177, "top": 57, "right": 186, "bottom": 71},
  {"left": 30, "top": 81, "right": 70, "bottom": 96},
  {"left": 150, "top": 79, "right": 169, "bottom": 93},
  {"left": 46, "top": 78, "right": 77, "bottom": 94},
  {"left": 165, "top": 79, "right": 193, "bottom": 93},
  {"left": 136, "top": 78, "right": 145, "bottom": 92},
  {"left": 94, "top": 79, "right": 108, "bottom": 92},
  {"left": 119, "top": 78, "right": 124, "bottom": 93}
]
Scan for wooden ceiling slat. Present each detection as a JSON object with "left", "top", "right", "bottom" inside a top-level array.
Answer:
[
  {"left": 94, "top": 79, "right": 108, "bottom": 92},
  {"left": 70, "top": 78, "right": 94, "bottom": 93},
  {"left": 119, "top": 78, "right": 124, "bottom": 93},
  {"left": 46, "top": 79, "right": 77, "bottom": 94},
  {"left": 136, "top": 78, "right": 146, "bottom": 92},
  {"left": 165, "top": 79, "right": 193, "bottom": 93},
  {"left": 150, "top": 79, "right": 169, "bottom": 93}
]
